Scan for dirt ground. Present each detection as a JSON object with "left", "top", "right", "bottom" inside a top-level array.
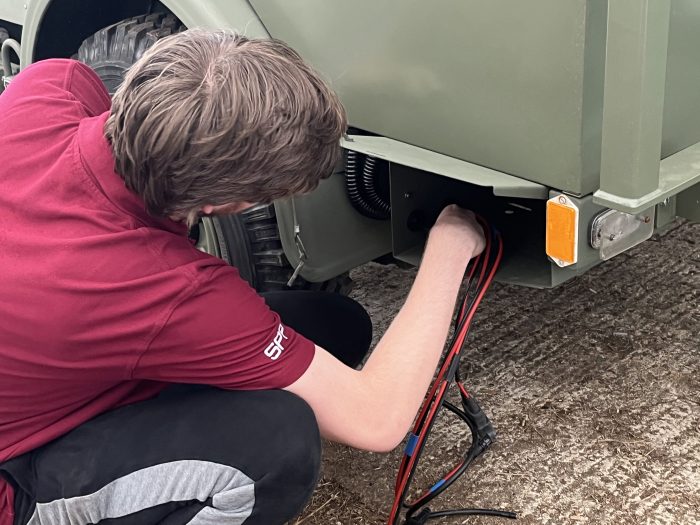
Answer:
[{"left": 293, "top": 220, "right": 699, "bottom": 525}]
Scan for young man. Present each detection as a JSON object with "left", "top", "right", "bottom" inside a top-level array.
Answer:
[{"left": 0, "top": 29, "right": 484, "bottom": 524}]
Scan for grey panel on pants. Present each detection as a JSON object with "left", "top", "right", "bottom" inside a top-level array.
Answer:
[{"left": 26, "top": 460, "right": 255, "bottom": 525}]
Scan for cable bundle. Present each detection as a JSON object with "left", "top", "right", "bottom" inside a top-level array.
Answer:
[{"left": 388, "top": 218, "right": 517, "bottom": 524}]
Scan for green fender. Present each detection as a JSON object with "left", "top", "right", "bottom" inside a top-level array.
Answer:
[
  {"left": 17, "top": 0, "right": 362, "bottom": 283},
  {"left": 19, "top": 0, "right": 269, "bottom": 67}
]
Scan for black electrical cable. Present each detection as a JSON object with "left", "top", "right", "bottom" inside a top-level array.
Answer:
[
  {"left": 426, "top": 509, "right": 518, "bottom": 520},
  {"left": 443, "top": 400, "right": 471, "bottom": 424},
  {"left": 389, "top": 221, "right": 517, "bottom": 524},
  {"left": 406, "top": 453, "right": 474, "bottom": 516},
  {"left": 397, "top": 252, "right": 486, "bottom": 485},
  {"left": 395, "top": 320, "right": 480, "bottom": 519},
  {"left": 399, "top": 385, "right": 451, "bottom": 515},
  {"left": 403, "top": 282, "right": 492, "bottom": 517}
]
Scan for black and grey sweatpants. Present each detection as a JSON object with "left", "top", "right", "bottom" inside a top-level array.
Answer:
[{"left": 1, "top": 291, "right": 373, "bottom": 525}]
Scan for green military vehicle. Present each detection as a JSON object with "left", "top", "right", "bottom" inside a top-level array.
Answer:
[{"left": 1, "top": 0, "right": 698, "bottom": 291}]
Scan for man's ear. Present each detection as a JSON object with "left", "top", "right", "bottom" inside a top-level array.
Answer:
[{"left": 201, "top": 205, "right": 216, "bottom": 215}]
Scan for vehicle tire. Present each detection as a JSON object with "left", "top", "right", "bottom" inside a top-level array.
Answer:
[
  {"left": 194, "top": 206, "right": 353, "bottom": 294},
  {"left": 77, "top": 13, "right": 184, "bottom": 95},
  {"left": 77, "top": 13, "right": 352, "bottom": 293}
]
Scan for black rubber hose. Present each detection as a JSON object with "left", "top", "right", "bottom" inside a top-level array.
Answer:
[
  {"left": 361, "top": 155, "right": 391, "bottom": 217},
  {"left": 345, "top": 150, "right": 390, "bottom": 220}
]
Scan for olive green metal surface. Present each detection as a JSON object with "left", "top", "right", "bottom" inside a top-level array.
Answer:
[
  {"left": 251, "top": 0, "right": 700, "bottom": 206},
  {"left": 663, "top": 0, "right": 700, "bottom": 158},
  {"left": 677, "top": 183, "right": 700, "bottom": 222},
  {"left": 593, "top": 0, "right": 700, "bottom": 214},
  {"left": 594, "top": 137, "right": 700, "bottom": 213},
  {"left": 342, "top": 135, "right": 547, "bottom": 200},
  {"left": 250, "top": 0, "right": 605, "bottom": 195},
  {"left": 596, "top": 139, "right": 700, "bottom": 213},
  {"left": 655, "top": 197, "right": 678, "bottom": 230},
  {"left": 0, "top": 1, "right": 25, "bottom": 25},
  {"left": 6, "top": 0, "right": 698, "bottom": 289},
  {"left": 276, "top": 175, "right": 392, "bottom": 283},
  {"left": 598, "top": 0, "right": 670, "bottom": 202}
]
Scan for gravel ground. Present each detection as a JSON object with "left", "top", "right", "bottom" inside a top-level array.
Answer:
[{"left": 293, "top": 220, "right": 699, "bottom": 525}]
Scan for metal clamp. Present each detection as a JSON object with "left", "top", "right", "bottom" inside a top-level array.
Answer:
[
  {"left": 1, "top": 37, "right": 21, "bottom": 88},
  {"left": 286, "top": 199, "right": 307, "bottom": 287}
]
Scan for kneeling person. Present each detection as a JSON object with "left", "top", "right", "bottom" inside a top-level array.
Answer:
[{"left": 0, "top": 29, "right": 484, "bottom": 525}]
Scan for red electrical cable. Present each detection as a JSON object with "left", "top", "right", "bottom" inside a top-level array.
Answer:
[
  {"left": 394, "top": 246, "right": 485, "bottom": 494},
  {"left": 389, "top": 380, "right": 449, "bottom": 521},
  {"left": 388, "top": 220, "right": 504, "bottom": 525},
  {"left": 409, "top": 459, "right": 466, "bottom": 507},
  {"left": 457, "top": 382, "right": 471, "bottom": 400},
  {"left": 405, "top": 243, "right": 487, "bottom": 449}
]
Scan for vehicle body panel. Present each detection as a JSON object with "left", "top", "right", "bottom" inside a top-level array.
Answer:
[
  {"left": 1, "top": 0, "right": 698, "bottom": 287},
  {"left": 0, "top": 1, "right": 24, "bottom": 25}
]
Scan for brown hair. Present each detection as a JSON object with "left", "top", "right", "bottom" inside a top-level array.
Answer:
[{"left": 105, "top": 29, "right": 347, "bottom": 223}]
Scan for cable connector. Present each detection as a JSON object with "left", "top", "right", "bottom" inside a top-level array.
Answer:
[{"left": 462, "top": 395, "right": 497, "bottom": 456}]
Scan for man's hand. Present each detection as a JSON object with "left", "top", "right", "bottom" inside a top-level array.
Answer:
[
  {"left": 431, "top": 205, "right": 486, "bottom": 258},
  {"left": 286, "top": 205, "right": 485, "bottom": 452}
]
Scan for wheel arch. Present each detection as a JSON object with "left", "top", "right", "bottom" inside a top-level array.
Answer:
[
  {"left": 20, "top": 0, "right": 268, "bottom": 66},
  {"left": 18, "top": 0, "right": 342, "bottom": 288}
]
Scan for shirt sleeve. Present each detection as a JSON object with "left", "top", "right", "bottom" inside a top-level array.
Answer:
[
  {"left": 133, "top": 264, "right": 316, "bottom": 390},
  {"left": 0, "top": 59, "right": 110, "bottom": 124}
]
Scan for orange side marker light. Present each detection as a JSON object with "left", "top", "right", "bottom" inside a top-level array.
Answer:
[{"left": 546, "top": 195, "right": 579, "bottom": 267}]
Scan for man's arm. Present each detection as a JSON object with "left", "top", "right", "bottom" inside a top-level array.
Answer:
[{"left": 285, "top": 205, "right": 485, "bottom": 452}]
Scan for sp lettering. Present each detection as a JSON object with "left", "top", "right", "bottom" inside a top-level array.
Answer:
[{"left": 264, "top": 324, "right": 288, "bottom": 361}]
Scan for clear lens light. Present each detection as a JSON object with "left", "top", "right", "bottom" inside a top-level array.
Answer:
[{"left": 590, "top": 208, "right": 654, "bottom": 260}]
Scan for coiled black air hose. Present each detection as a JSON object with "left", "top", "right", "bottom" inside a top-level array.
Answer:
[
  {"left": 345, "top": 150, "right": 391, "bottom": 220},
  {"left": 362, "top": 155, "right": 391, "bottom": 217}
]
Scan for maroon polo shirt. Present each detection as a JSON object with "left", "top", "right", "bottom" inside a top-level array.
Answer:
[{"left": 0, "top": 59, "right": 315, "bottom": 522}]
